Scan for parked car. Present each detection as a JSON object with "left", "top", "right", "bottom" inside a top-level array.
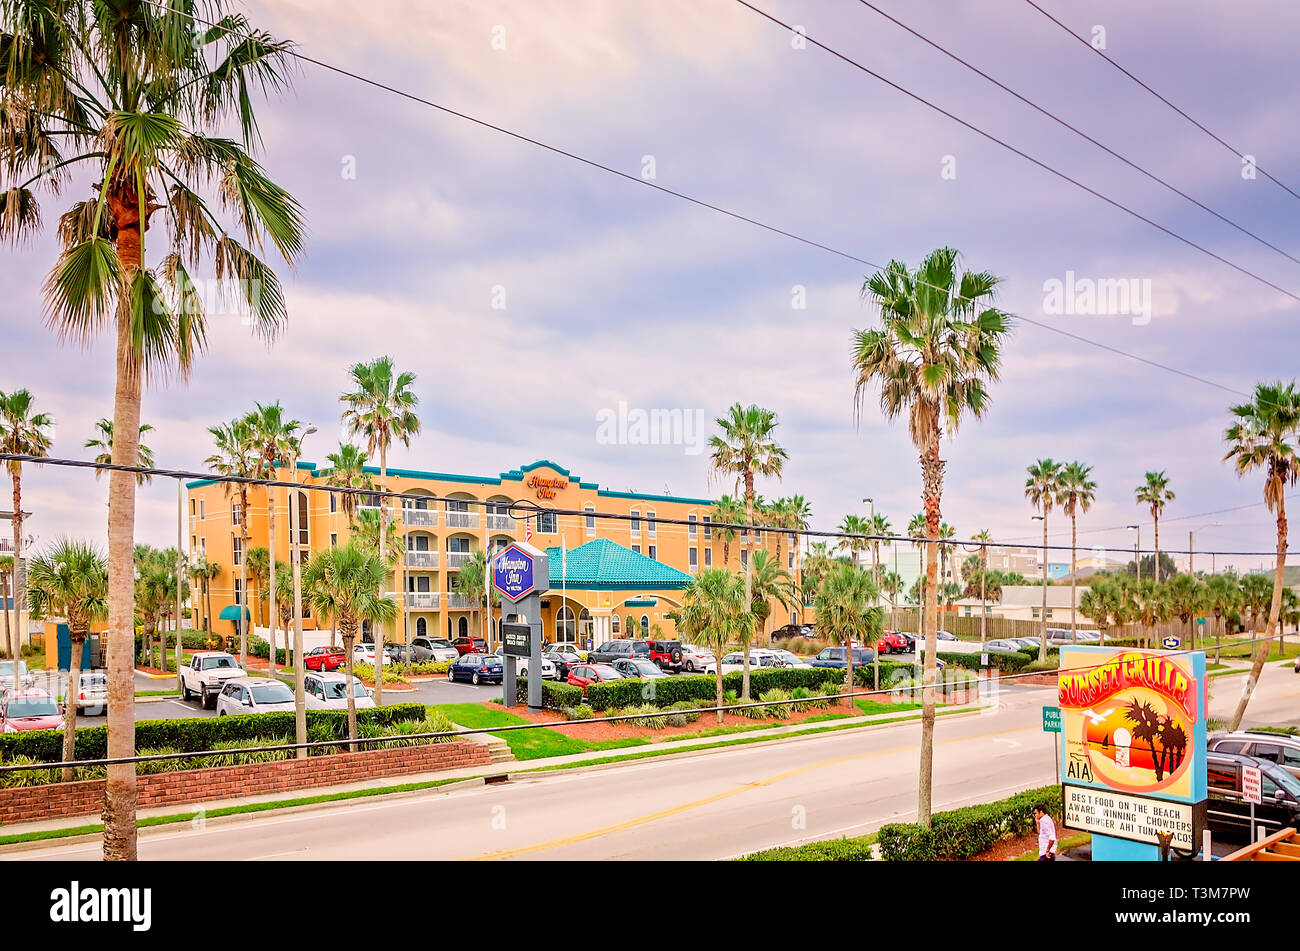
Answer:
[
  {"left": 717, "top": 648, "right": 788, "bottom": 675},
  {"left": 933, "top": 630, "right": 958, "bottom": 642},
  {"left": 179, "top": 651, "right": 246, "bottom": 709},
  {"left": 303, "top": 646, "right": 346, "bottom": 671},
  {"left": 1210, "top": 731, "right": 1300, "bottom": 780},
  {"left": 447, "top": 653, "right": 504, "bottom": 685},
  {"left": 1007, "top": 638, "right": 1039, "bottom": 651},
  {"left": 0, "top": 660, "right": 34, "bottom": 692},
  {"left": 303, "top": 672, "right": 376, "bottom": 711},
  {"left": 587, "top": 640, "right": 651, "bottom": 665},
  {"left": 352, "top": 643, "right": 394, "bottom": 666},
  {"left": 451, "top": 636, "right": 489, "bottom": 656},
  {"left": 567, "top": 663, "right": 624, "bottom": 695},
  {"left": 771, "top": 623, "right": 816, "bottom": 640},
  {"left": 70, "top": 671, "right": 108, "bottom": 714},
  {"left": 410, "top": 636, "right": 460, "bottom": 663},
  {"left": 610, "top": 658, "right": 669, "bottom": 680},
  {"left": 984, "top": 639, "right": 1026, "bottom": 655},
  {"left": 0, "top": 688, "right": 64, "bottom": 733},
  {"left": 647, "top": 639, "right": 686, "bottom": 671},
  {"left": 769, "top": 649, "right": 812, "bottom": 668},
  {"left": 215, "top": 677, "right": 297, "bottom": 717},
  {"left": 809, "top": 646, "right": 876, "bottom": 669},
  {"left": 1207, "top": 751, "right": 1300, "bottom": 842},
  {"left": 876, "top": 631, "right": 912, "bottom": 655},
  {"left": 679, "top": 644, "right": 715, "bottom": 673},
  {"left": 492, "top": 647, "right": 558, "bottom": 681},
  {"left": 543, "top": 648, "right": 583, "bottom": 680}
]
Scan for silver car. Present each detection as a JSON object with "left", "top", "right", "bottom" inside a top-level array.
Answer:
[{"left": 1209, "top": 731, "right": 1300, "bottom": 781}]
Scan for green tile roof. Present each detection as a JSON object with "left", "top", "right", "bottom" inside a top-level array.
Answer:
[{"left": 545, "top": 538, "right": 690, "bottom": 591}]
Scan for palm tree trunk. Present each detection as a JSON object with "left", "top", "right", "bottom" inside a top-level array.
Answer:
[
  {"left": 714, "top": 649, "right": 725, "bottom": 725},
  {"left": 104, "top": 291, "right": 142, "bottom": 862},
  {"left": 1070, "top": 514, "right": 1078, "bottom": 639},
  {"left": 741, "top": 472, "right": 754, "bottom": 699},
  {"left": 62, "top": 632, "right": 84, "bottom": 783},
  {"left": 1153, "top": 514, "right": 1161, "bottom": 584},
  {"left": 918, "top": 420, "right": 942, "bottom": 828},
  {"left": 1038, "top": 517, "right": 1049, "bottom": 663},
  {"left": 1228, "top": 502, "right": 1287, "bottom": 730},
  {"left": 268, "top": 483, "right": 277, "bottom": 677},
  {"left": 374, "top": 446, "right": 387, "bottom": 707},
  {"left": 1, "top": 572, "right": 10, "bottom": 666},
  {"left": 10, "top": 473, "right": 22, "bottom": 669},
  {"left": 342, "top": 625, "right": 359, "bottom": 745},
  {"left": 238, "top": 486, "right": 249, "bottom": 668}
]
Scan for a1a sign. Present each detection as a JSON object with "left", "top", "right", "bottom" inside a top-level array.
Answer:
[
  {"left": 1042, "top": 706, "right": 1063, "bottom": 733},
  {"left": 493, "top": 544, "right": 538, "bottom": 602}
]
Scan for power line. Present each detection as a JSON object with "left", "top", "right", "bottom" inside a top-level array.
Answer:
[
  {"left": 128, "top": 0, "right": 1252, "bottom": 401},
  {"left": 1021, "top": 0, "right": 1300, "bottom": 205},
  {"left": 733, "top": 0, "right": 1300, "bottom": 304},
  {"left": 850, "top": 0, "right": 1300, "bottom": 267}
]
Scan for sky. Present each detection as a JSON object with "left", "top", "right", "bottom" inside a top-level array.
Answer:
[{"left": 3, "top": 0, "right": 1299, "bottom": 574}]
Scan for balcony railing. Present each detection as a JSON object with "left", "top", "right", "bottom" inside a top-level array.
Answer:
[
  {"left": 405, "top": 592, "right": 440, "bottom": 610},
  {"left": 444, "top": 551, "right": 473, "bottom": 570},
  {"left": 445, "top": 511, "right": 478, "bottom": 530},
  {"left": 486, "top": 514, "right": 516, "bottom": 532},
  {"left": 402, "top": 508, "right": 438, "bottom": 528},
  {"left": 404, "top": 550, "right": 439, "bottom": 569},
  {"left": 445, "top": 593, "right": 475, "bottom": 610}
]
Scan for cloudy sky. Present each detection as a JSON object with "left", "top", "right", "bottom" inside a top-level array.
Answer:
[{"left": 4, "top": 0, "right": 1298, "bottom": 572}]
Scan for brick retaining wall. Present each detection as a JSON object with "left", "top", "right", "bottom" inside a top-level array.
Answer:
[{"left": 0, "top": 740, "right": 490, "bottom": 827}]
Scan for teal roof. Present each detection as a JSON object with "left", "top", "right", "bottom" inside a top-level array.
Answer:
[{"left": 545, "top": 538, "right": 690, "bottom": 591}]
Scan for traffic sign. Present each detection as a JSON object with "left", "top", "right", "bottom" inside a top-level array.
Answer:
[
  {"left": 1162, "top": 636, "right": 1180, "bottom": 650},
  {"left": 493, "top": 543, "right": 539, "bottom": 602},
  {"left": 1196, "top": 616, "right": 1207, "bottom": 626},
  {"left": 1042, "top": 706, "right": 1062, "bottom": 733},
  {"left": 1243, "top": 764, "right": 1262, "bottom": 805}
]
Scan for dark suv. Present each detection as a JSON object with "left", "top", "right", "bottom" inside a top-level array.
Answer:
[
  {"left": 1207, "top": 751, "right": 1300, "bottom": 842},
  {"left": 810, "top": 646, "right": 877, "bottom": 668},
  {"left": 588, "top": 639, "right": 650, "bottom": 665},
  {"left": 647, "top": 640, "right": 685, "bottom": 671}
]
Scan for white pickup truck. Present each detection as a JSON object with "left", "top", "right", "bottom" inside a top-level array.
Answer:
[{"left": 179, "top": 652, "right": 246, "bottom": 709}]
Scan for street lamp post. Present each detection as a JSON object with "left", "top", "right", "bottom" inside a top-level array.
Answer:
[
  {"left": 862, "top": 497, "right": 876, "bottom": 586},
  {"left": 1188, "top": 522, "right": 1222, "bottom": 577},
  {"left": 1033, "top": 515, "right": 1046, "bottom": 644},
  {"left": 1, "top": 511, "right": 32, "bottom": 664},
  {"left": 289, "top": 424, "right": 316, "bottom": 759},
  {"left": 1127, "top": 525, "right": 1141, "bottom": 582}
]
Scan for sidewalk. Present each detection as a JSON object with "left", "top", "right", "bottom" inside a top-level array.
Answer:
[{"left": 0, "top": 700, "right": 986, "bottom": 846}]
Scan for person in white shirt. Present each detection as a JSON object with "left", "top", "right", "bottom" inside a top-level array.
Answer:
[{"left": 1034, "top": 803, "right": 1057, "bottom": 861}]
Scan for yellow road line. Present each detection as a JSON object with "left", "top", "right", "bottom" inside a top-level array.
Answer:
[{"left": 468, "top": 724, "right": 1038, "bottom": 860}]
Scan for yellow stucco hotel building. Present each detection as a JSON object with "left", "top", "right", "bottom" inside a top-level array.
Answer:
[{"left": 186, "top": 459, "right": 802, "bottom": 649}]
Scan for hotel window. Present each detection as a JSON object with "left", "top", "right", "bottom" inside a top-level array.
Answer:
[
  {"left": 329, "top": 493, "right": 338, "bottom": 513},
  {"left": 232, "top": 503, "right": 243, "bottom": 527},
  {"left": 191, "top": 535, "right": 197, "bottom": 551},
  {"left": 647, "top": 511, "right": 656, "bottom": 537},
  {"left": 788, "top": 551, "right": 794, "bottom": 569},
  {"left": 704, "top": 548, "right": 712, "bottom": 567},
  {"left": 200, "top": 537, "right": 206, "bottom": 556},
  {"left": 648, "top": 545, "right": 657, "bottom": 561},
  {"left": 329, "top": 533, "right": 338, "bottom": 548},
  {"left": 295, "top": 491, "right": 309, "bottom": 545},
  {"left": 630, "top": 510, "right": 641, "bottom": 537},
  {"left": 703, "top": 516, "right": 711, "bottom": 540},
  {"left": 632, "top": 544, "right": 641, "bottom": 555},
  {"left": 189, "top": 499, "right": 196, "bottom": 516},
  {"left": 232, "top": 534, "right": 244, "bottom": 566},
  {"left": 199, "top": 500, "right": 205, "bottom": 518},
  {"left": 537, "top": 511, "right": 557, "bottom": 533},
  {"left": 689, "top": 547, "right": 698, "bottom": 569},
  {"left": 584, "top": 505, "right": 596, "bottom": 536},
  {"left": 740, "top": 549, "right": 748, "bottom": 567},
  {"left": 233, "top": 578, "right": 243, "bottom": 606},
  {"left": 688, "top": 514, "right": 697, "bottom": 540}
]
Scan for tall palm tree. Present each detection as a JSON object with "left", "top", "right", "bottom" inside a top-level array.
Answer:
[
  {"left": 970, "top": 529, "right": 993, "bottom": 645},
  {"left": 1168, "top": 573, "right": 1206, "bottom": 651},
  {"left": 865, "top": 512, "right": 892, "bottom": 588},
  {"left": 0, "top": 555, "right": 12, "bottom": 667},
  {"left": 341, "top": 357, "right": 420, "bottom": 706},
  {"left": 205, "top": 417, "right": 258, "bottom": 668},
  {"left": 907, "top": 512, "right": 927, "bottom": 637},
  {"left": 813, "top": 562, "right": 883, "bottom": 701},
  {"left": 1135, "top": 471, "right": 1176, "bottom": 583},
  {"left": 0, "top": 389, "right": 54, "bottom": 667},
  {"left": 454, "top": 551, "right": 498, "bottom": 662},
  {"left": 1079, "top": 578, "right": 1121, "bottom": 647},
  {"left": 324, "top": 443, "right": 373, "bottom": 528},
  {"left": 785, "top": 494, "right": 812, "bottom": 614},
  {"left": 745, "top": 550, "right": 794, "bottom": 696},
  {"left": 837, "top": 514, "right": 869, "bottom": 569},
  {"left": 272, "top": 560, "right": 295, "bottom": 648},
  {"left": 1059, "top": 461, "right": 1097, "bottom": 640},
  {"left": 246, "top": 401, "right": 303, "bottom": 677},
  {"left": 709, "top": 495, "right": 745, "bottom": 566},
  {"left": 84, "top": 419, "right": 155, "bottom": 485},
  {"left": 798, "top": 542, "right": 834, "bottom": 620},
  {"left": 1025, "top": 458, "right": 1064, "bottom": 662},
  {"left": 936, "top": 521, "right": 956, "bottom": 602},
  {"left": 303, "top": 543, "right": 397, "bottom": 742},
  {"left": 880, "top": 569, "right": 904, "bottom": 630},
  {"left": 708, "top": 403, "right": 787, "bottom": 607},
  {"left": 246, "top": 546, "right": 269, "bottom": 630},
  {"left": 679, "top": 567, "right": 752, "bottom": 724},
  {"left": 27, "top": 540, "right": 108, "bottom": 780},
  {"left": 1223, "top": 381, "right": 1300, "bottom": 729},
  {"left": 2, "top": 2, "right": 304, "bottom": 861},
  {"left": 852, "top": 247, "right": 1012, "bottom": 828}
]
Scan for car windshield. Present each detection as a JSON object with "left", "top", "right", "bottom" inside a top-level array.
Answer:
[
  {"left": 484, "top": 657, "right": 502, "bottom": 667},
  {"left": 203, "top": 656, "right": 238, "bottom": 669},
  {"left": 430, "top": 639, "right": 453, "bottom": 648},
  {"left": 0, "top": 662, "right": 28, "bottom": 677},
  {"left": 323, "top": 680, "right": 365, "bottom": 699},
  {"left": 1268, "top": 765, "right": 1300, "bottom": 799},
  {"left": 8, "top": 696, "right": 59, "bottom": 717},
  {"left": 250, "top": 683, "right": 294, "bottom": 703}
]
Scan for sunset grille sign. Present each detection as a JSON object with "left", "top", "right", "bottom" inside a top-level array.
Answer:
[{"left": 1057, "top": 646, "right": 1208, "bottom": 856}]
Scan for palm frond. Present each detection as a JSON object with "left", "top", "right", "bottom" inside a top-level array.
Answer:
[
  {"left": 0, "top": 185, "right": 41, "bottom": 242},
  {"left": 213, "top": 233, "right": 287, "bottom": 336},
  {"left": 43, "top": 235, "right": 121, "bottom": 344}
]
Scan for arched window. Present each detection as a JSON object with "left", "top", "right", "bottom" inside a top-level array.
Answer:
[
  {"left": 416, "top": 617, "right": 427, "bottom": 638},
  {"left": 556, "top": 606, "right": 576, "bottom": 643},
  {"left": 639, "top": 615, "right": 650, "bottom": 636},
  {"left": 457, "top": 616, "right": 469, "bottom": 638},
  {"left": 295, "top": 491, "right": 309, "bottom": 545},
  {"left": 790, "top": 609, "right": 797, "bottom": 625}
]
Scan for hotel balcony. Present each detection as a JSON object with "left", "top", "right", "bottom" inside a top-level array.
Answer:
[
  {"left": 444, "top": 551, "right": 473, "bottom": 570},
  {"left": 405, "top": 592, "right": 441, "bottom": 610},
  {"left": 486, "top": 514, "right": 516, "bottom": 532},
  {"left": 445, "top": 511, "right": 479, "bottom": 530},
  {"left": 402, "top": 508, "right": 438, "bottom": 528},
  {"left": 445, "top": 593, "right": 475, "bottom": 610},
  {"left": 404, "top": 550, "right": 439, "bottom": 569}
]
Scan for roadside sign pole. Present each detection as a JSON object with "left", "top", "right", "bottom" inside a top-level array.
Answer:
[{"left": 493, "top": 543, "right": 549, "bottom": 711}]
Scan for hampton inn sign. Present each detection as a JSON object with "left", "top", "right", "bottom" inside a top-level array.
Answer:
[{"left": 526, "top": 475, "right": 568, "bottom": 499}]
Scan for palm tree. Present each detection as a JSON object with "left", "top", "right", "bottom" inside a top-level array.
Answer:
[
  {"left": 0, "top": 389, "right": 54, "bottom": 667},
  {"left": 0, "top": 555, "right": 12, "bottom": 666},
  {"left": 1205, "top": 572, "right": 1242, "bottom": 664},
  {"left": 3, "top": 2, "right": 304, "bottom": 861},
  {"left": 272, "top": 561, "right": 294, "bottom": 649},
  {"left": 880, "top": 569, "right": 904, "bottom": 630},
  {"left": 1135, "top": 472, "right": 1176, "bottom": 583},
  {"left": 1079, "top": 579, "right": 1121, "bottom": 647},
  {"left": 246, "top": 546, "right": 269, "bottom": 630},
  {"left": 785, "top": 494, "right": 812, "bottom": 614},
  {"left": 708, "top": 403, "right": 788, "bottom": 607},
  {"left": 679, "top": 567, "right": 752, "bottom": 724},
  {"left": 1168, "top": 573, "right": 1206, "bottom": 651},
  {"left": 84, "top": 419, "right": 155, "bottom": 485},
  {"left": 1133, "top": 580, "right": 1170, "bottom": 649},
  {"left": 247, "top": 402, "right": 303, "bottom": 677},
  {"left": 813, "top": 562, "right": 883, "bottom": 701},
  {"left": 745, "top": 550, "right": 794, "bottom": 696},
  {"left": 906, "top": 512, "right": 928, "bottom": 638},
  {"left": 1025, "top": 459, "right": 1064, "bottom": 662},
  {"left": 969, "top": 529, "right": 993, "bottom": 644},
  {"left": 799, "top": 542, "right": 834, "bottom": 619},
  {"left": 303, "top": 543, "right": 397, "bottom": 742},
  {"left": 454, "top": 552, "right": 498, "bottom": 661},
  {"left": 323, "top": 443, "right": 373, "bottom": 528},
  {"left": 1240, "top": 572, "right": 1274, "bottom": 632},
  {"left": 852, "top": 248, "right": 1011, "bottom": 827},
  {"left": 838, "top": 514, "right": 869, "bottom": 569},
  {"left": 205, "top": 417, "right": 259, "bottom": 668},
  {"left": 709, "top": 495, "right": 745, "bottom": 566},
  {"left": 866, "top": 512, "right": 892, "bottom": 588},
  {"left": 1223, "top": 381, "right": 1300, "bottom": 729},
  {"left": 1059, "top": 461, "right": 1097, "bottom": 640},
  {"left": 26, "top": 540, "right": 108, "bottom": 781},
  {"left": 341, "top": 357, "right": 421, "bottom": 706}
]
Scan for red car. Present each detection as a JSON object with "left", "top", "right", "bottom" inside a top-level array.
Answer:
[
  {"left": 876, "top": 631, "right": 912, "bottom": 656},
  {"left": 452, "top": 636, "right": 489, "bottom": 656},
  {"left": 1, "top": 688, "right": 65, "bottom": 732},
  {"left": 303, "top": 646, "right": 346, "bottom": 671},
  {"left": 567, "top": 663, "right": 624, "bottom": 696}
]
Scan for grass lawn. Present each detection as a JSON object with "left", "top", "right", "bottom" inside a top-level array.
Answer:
[
  {"left": 427, "top": 703, "right": 645, "bottom": 760},
  {"left": 1217, "top": 639, "right": 1300, "bottom": 661}
]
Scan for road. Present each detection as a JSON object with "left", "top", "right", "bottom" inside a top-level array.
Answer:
[{"left": 14, "top": 684, "right": 1057, "bottom": 861}]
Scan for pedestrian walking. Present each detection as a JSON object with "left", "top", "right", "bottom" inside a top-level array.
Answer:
[{"left": 1034, "top": 803, "right": 1057, "bottom": 861}]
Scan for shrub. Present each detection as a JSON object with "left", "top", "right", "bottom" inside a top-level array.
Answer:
[
  {"left": 789, "top": 687, "right": 813, "bottom": 713},
  {"left": 665, "top": 713, "right": 689, "bottom": 727},
  {"left": 877, "top": 784, "right": 1060, "bottom": 860},
  {"left": 515, "top": 678, "right": 583, "bottom": 711},
  {"left": 562, "top": 704, "right": 594, "bottom": 721},
  {"left": 668, "top": 700, "right": 701, "bottom": 723},
  {"left": 757, "top": 687, "right": 792, "bottom": 719},
  {"left": 135, "top": 747, "right": 187, "bottom": 775},
  {"left": 740, "top": 837, "right": 876, "bottom": 861},
  {"left": 619, "top": 704, "right": 669, "bottom": 729},
  {"left": 351, "top": 662, "right": 408, "bottom": 686},
  {"left": 0, "top": 755, "right": 60, "bottom": 787},
  {"left": 937, "top": 651, "right": 1032, "bottom": 672}
]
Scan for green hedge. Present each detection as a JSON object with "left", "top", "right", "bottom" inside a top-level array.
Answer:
[
  {"left": 739, "top": 837, "right": 875, "bottom": 861},
  {"left": 577, "top": 668, "right": 850, "bottom": 712},
  {"left": 937, "top": 650, "right": 1033, "bottom": 672},
  {"left": 877, "top": 784, "right": 1060, "bottom": 860},
  {"left": 514, "top": 678, "right": 584, "bottom": 711},
  {"left": 0, "top": 703, "right": 429, "bottom": 764}
]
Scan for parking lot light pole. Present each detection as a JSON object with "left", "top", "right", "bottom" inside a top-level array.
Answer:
[{"left": 1127, "top": 525, "right": 1140, "bottom": 582}]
